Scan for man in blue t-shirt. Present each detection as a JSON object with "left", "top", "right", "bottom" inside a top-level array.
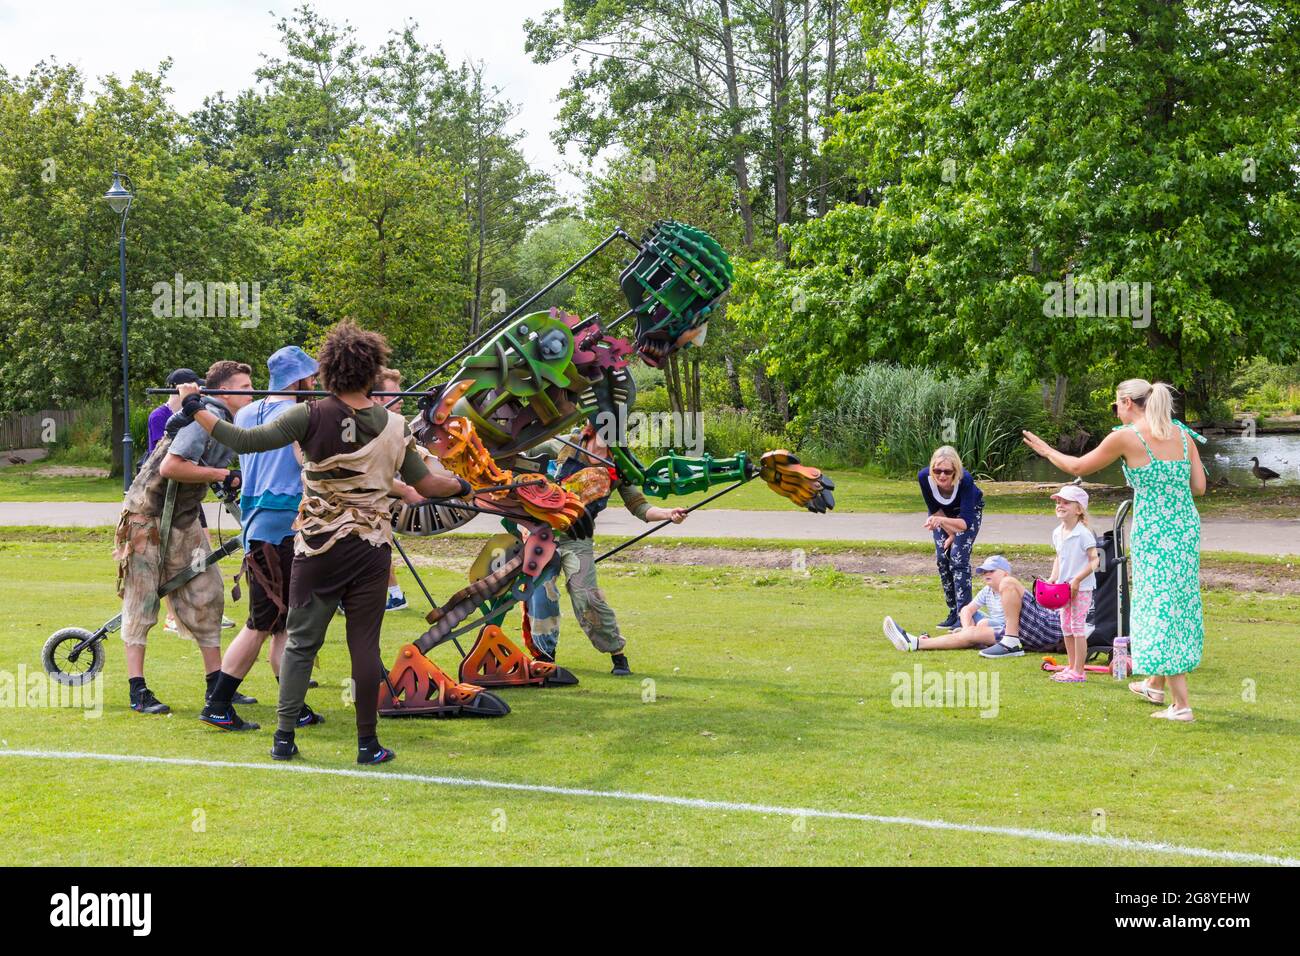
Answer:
[{"left": 199, "top": 346, "right": 323, "bottom": 732}]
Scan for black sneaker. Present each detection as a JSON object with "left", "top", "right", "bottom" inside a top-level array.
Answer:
[
  {"left": 937, "top": 612, "right": 960, "bottom": 630},
  {"left": 271, "top": 731, "right": 299, "bottom": 761},
  {"left": 610, "top": 653, "right": 632, "bottom": 676},
  {"left": 130, "top": 687, "right": 170, "bottom": 715},
  {"left": 532, "top": 646, "right": 556, "bottom": 664},
  {"left": 357, "top": 741, "right": 395, "bottom": 765},
  {"left": 198, "top": 703, "right": 260, "bottom": 731},
  {"left": 295, "top": 704, "right": 326, "bottom": 727}
]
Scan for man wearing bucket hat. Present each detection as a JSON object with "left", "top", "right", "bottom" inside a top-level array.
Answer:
[
  {"left": 883, "top": 554, "right": 1064, "bottom": 654},
  {"left": 200, "top": 346, "right": 325, "bottom": 732}
]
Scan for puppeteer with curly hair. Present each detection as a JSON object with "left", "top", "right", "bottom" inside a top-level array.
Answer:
[{"left": 177, "top": 321, "right": 468, "bottom": 764}]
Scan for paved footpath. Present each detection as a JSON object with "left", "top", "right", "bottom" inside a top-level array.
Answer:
[{"left": 2, "top": 501, "right": 1296, "bottom": 556}]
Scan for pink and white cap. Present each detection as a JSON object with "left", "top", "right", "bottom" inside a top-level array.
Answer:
[{"left": 1051, "top": 484, "right": 1089, "bottom": 509}]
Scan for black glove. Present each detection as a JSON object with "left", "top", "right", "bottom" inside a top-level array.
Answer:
[
  {"left": 180, "top": 392, "right": 205, "bottom": 418},
  {"left": 163, "top": 412, "right": 189, "bottom": 439},
  {"left": 221, "top": 469, "right": 242, "bottom": 497},
  {"left": 165, "top": 393, "right": 206, "bottom": 438},
  {"left": 454, "top": 476, "right": 472, "bottom": 499},
  {"left": 569, "top": 506, "right": 595, "bottom": 540}
]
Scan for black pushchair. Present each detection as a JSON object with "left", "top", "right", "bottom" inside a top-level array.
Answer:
[{"left": 1080, "top": 496, "right": 1133, "bottom": 663}]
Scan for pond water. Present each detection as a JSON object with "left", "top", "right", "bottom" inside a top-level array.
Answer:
[{"left": 1011, "top": 432, "right": 1300, "bottom": 487}]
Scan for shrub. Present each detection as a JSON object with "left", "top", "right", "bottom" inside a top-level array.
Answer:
[
  {"left": 49, "top": 402, "right": 115, "bottom": 465},
  {"left": 701, "top": 407, "right": 786, "bottom": 460},
  {"left": 802, "top": 364, "right": 1045, "bottom": 478}
]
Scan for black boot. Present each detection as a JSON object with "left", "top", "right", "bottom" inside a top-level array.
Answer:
[
  {"left": 610, "top": 653, "right": 632, "bottom": 676},
  {"left": 271, "top": 729, "right": 299, "bottom": 761},
  {"left": 295, "top": 703, "right": 326, "bottom": 727},
  {"left": 130, "top": 681, "right": 170, "bottom": 715},
  {"left": 357, "top": 736, "right": 395, "bottom": 765}
]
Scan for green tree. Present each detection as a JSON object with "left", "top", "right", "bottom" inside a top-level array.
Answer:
[
  {"left": 283, "top": 123, "right": 468, "bottom": 371},
  {"left": 526, "top": 0, "right": 867, "bottom": 255},
  {"left": 0, "top": 62, "right": 286, "bottom": 475},
  {"left": 735, "top": 0, "right": 1300, "bottom": 417}
]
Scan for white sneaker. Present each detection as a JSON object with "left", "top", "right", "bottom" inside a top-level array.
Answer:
[
  {"left": 882, "top": 616, "right": 917, "bottom": 652},
  {"left": 164, "top": 616, "right": 179, "bottom": 633}
]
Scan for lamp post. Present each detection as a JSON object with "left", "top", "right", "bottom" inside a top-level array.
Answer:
[{"left": 104, "top": 171, "right": 134, "bottom": 491}]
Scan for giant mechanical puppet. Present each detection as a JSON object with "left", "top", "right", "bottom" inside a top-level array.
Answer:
[{"left": 42, "top": 221, "right": 835, "bottom": 721}]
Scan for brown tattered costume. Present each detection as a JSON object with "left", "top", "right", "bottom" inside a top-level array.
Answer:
[{"left": 113, "top": 436, "right": 224, "bottom": 648}]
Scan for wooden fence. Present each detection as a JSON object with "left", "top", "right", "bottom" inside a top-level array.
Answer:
[{"left": 0, "top": 409, "right": 84, "bottom": 451}]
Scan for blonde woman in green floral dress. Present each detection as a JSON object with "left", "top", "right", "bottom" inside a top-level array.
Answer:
[{"left": 1022, "top": 379, "right": 1206, "bottom": 722}]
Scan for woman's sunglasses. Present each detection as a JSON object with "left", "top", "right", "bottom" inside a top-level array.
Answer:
[{"left": 932, "top": 467, "right": 955, "bottom": 476}]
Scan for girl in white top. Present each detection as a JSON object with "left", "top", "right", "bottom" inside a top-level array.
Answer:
[{"left": 1048, "top": 485, "right": 1100, "bottom": 682}]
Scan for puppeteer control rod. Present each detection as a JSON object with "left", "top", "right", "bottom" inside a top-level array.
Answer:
[
  {"left": 388, "top": 227, "right": 643, "bottom": 408},
  {"left": 146, "top": 387, "right": 424, "bottom": 399},
  {"left": 425, "top": 475, "right": 755, "bottom": 650},
  {"left": 595, "top": 477, "right": 750, "bottom": 563}
]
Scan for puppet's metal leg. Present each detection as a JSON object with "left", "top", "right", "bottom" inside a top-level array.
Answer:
[
  {"left": 378, "top": 645, "right": 510, "bottom": 717},
  {"left": 459, "top": 622, "right": 578, "bottom": 688}
]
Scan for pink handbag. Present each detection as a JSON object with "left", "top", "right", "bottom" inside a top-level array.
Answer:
[{"left": 1034, "top": 578, "right": 1072, "bottom": 610}]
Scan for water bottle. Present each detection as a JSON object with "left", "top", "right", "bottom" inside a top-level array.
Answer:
[{"left": 1111, "top": 637, "right": 1131, "bottom": 680}]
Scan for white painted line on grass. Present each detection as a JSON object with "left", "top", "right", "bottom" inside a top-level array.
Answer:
[{"left": 2, "top": 748, "right": 1294, "bottom": 866}]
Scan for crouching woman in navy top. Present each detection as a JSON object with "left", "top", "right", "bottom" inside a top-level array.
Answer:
[{"left": 918, "top": 445, "right": 984, "bottom": 630}]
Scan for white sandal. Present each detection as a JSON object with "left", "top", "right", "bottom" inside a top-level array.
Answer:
[
  {"left": 1129, "top": 679, "right": 1165, "bottom": 704},
  {"left": 1150, "top": 705, "right": 1194, "bottom": 722}
]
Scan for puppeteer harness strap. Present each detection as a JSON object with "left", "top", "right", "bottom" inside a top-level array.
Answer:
[
  {"left": 158, "top": 479, "right": 178, "bottom": 559},
  {"left": 233, "top": 541, "right": 287, "bottom": 615}
]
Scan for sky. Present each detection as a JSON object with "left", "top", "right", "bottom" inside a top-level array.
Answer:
[{"left": 0, "top": 0, "right": 586, "bottom": 197}]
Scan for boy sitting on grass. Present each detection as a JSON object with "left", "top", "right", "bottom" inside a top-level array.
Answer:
[{"left": 882, "top": 555, "right": 1063, "bottom": 656}]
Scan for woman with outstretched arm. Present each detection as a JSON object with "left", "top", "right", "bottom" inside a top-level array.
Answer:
[{"left": 1023, "top": 379, "right": 1206, "bottom": 722}]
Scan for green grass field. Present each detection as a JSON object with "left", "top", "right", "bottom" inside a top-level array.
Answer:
[
  {"left": 4, "top": 460, "right": 1297, "bottom": 518},
  {"left": 1, "top": 528, "right": 1296, "bottom": 866}
]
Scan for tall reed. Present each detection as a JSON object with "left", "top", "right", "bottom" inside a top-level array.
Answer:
[{"left": 805, "top": 364, "right": 1042, "bottom": 478}]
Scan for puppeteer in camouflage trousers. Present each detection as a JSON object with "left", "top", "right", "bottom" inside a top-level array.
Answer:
[
  {"left": 526, "top": 536, "right": 625, "bottom": 657},
  {"left": 114, "top": 510, "right": 224, "bottom": 648},
  {"left": 522, "top": 429, "right": 688, "bottom": 668}
]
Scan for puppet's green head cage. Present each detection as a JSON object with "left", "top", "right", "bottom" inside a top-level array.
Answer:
[{"left": 619, "top": 220, "right": 733, "bottom": 366}]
